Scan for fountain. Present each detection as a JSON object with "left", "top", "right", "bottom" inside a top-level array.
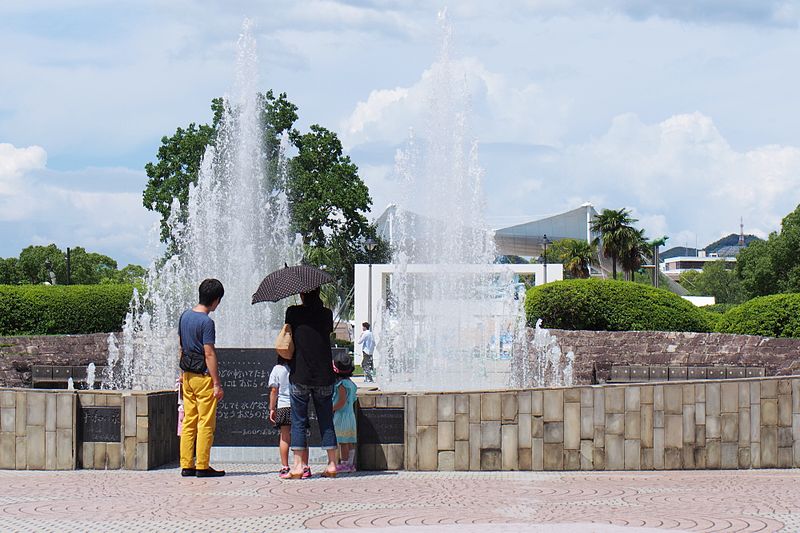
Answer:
[
  {"left": 106, "top": 20, "right": 299, "bottom": 390},
  {"left": 374, "top": 10, "right": 573, "bottom": 392}
]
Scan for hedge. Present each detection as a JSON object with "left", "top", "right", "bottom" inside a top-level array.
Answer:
[
  {"left": 715, "top": 293, "right": 800, "bottom": 338},
  {"left": 525, "top": 278, "right": 714, "bottom": 333},
  {"left": 0, "top": 285, "right": 133, "bottom": 335}
]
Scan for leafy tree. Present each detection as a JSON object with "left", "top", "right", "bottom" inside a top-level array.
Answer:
[
  {"left": 680, "top": 260, "right": 745, "bottom": 304},
  {"left": 547, "top": 239, "right": 597, "bottom": 278},
  {"left": 590, "top": 208, "right": 638, "bottom": 280},
  {"left": 101, "top": 264, "right": 147, "bottom": 285},
  {"left": 736, "top": 203, "right": 800, "bottom": 297},
  {"left": 0, "top": 258, "right": 23, "bottom": 285},
  {"left": 18, "top": 244, "right": 66, "bottom": 284},
  {"left": 66, "top": 247, "right": 117, "bottom": 285}
]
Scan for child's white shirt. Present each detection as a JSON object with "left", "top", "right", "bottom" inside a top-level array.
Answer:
[{"left": 268, "top": 364, "right": 291, "bottom": 408}]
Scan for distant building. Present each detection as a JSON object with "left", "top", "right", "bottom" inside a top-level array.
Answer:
[{"left": 661, "top": 252, "right": 736, "bottom": 280}]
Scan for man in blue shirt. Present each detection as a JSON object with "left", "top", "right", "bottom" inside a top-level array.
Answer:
[{"left": 178, "top": 278, "right": 225, "bottom": 478}]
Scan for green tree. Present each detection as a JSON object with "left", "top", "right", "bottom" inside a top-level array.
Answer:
[
  {"left": 101, "top": 264, "right": 147, "bottom": 285},
  {"left": 619, "top": 227, "right": 650, "bottom": 281},
  {"left": 66, "top": 247, "right": 117, "bottom": 285},
  {"left": 0, "top": 258, "right": 23, "bottom": 285},
  {"left": 681, "top": 260, "right": 745, "bottom": 304},
  {"left": 590, "top": 208, "right": 638, "bottom": 280},
  {"left": 18, "top": 244, "right": 66, "bottom": 284},
  {"left": 736, "top": 203, "right": 800, "bottom": 297},
  {"left": 547, "top": 239, "right": 597, "bottom": 278}
]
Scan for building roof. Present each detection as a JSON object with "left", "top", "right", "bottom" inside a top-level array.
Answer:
[{"left": 492, "top": 204, "right": 599, "bottom": 257}]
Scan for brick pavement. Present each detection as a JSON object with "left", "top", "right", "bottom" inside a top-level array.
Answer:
[{"left": 1, "top": 465, "right": 799, "bottom": 532}]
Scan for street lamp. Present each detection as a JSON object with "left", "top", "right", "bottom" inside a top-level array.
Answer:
[
  {"left": 364, "top": 238, "right": 377, "bottom": 325},
  {"left": 542, "top": 234, "right": 552, "bottom": 285}
]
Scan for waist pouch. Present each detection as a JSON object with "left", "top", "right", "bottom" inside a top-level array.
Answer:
[{"left": 180, "top": 351, "right": 208, "bottom": 374}]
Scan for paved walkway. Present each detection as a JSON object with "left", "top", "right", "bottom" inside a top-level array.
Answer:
[{"left": 2, "top": 465, "right": 800, "bottom": 532}]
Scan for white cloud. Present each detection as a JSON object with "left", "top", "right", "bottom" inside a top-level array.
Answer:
[{"left": 0, "top": 143, "right": 47, "bottom": 195}]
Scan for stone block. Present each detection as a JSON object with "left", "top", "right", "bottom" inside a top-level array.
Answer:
[
  {"left": 531, "top": 391, "right": 543, "bottom": 417},
  {"left": 794, "top": 380, "right": 800, "bottom": 413},
  {"left": 532, "top": 438, "right": 543, "bottom": 471},
  {"left": 564, "top": 388, "right": 581, "bottom": 404},
  {"left": 519, "top": 447, "right": 532, "bottom": 471},
  {"left": 376, "top": 394, "right": 388, "bottom": 408},
  {"left": 641, "top": 447, "right": 654, "bottom": 470},
  {"left": 438, "top": 394, "right": 455, "bottom": 422},
  {"left": 455, "top": 441, "right": 469, "bottom": 470},
  {"left": 56, "top": 394, "right": 73, "bottom": 430},
  {"left": 455, "top": 413, "right": 469, "bottom": 441},
  {"left": 682, "top": 406, "right": 695, "bottom": 444},
  {"left": 794, "top": 414, "right": 800, "bottom": 449},
  {"left": 15, "top": 392, "right": 26, "bottom": 436},
  {"left": 593, "top": 448, "right": 605, "bottom": 470},
  {"left": 625, "top": 387, "right": 640, "bottom": 412},
  {"left": 438, "top": 421, "right": 454, "bottom": 451},
  {"left": 682, "top": 445, "right": 695, "bottom": 469},
  {"left": 518, "top": 413, "right": 531, "bottom": 449},
  {"left": 564, "top": 403, "right": 580, "bottom": 450},
  {"left": 751, "top": 443, "right": 761, "bottom": 468},
  {"left": 455, "top": 394, "right": 470, "bottom": 414},
  {"left": 682, "top": 384, "right": 694, "bottom": 404},
  {"left": 26, "top": 392, "right": 46, "bottom": 427},
  {"left": 437, "top": 451, "right": 455, "bottom": 471},
  {"left": 135, "top": 443, "right": 148, "bottom": 470},
  {"left": 721, "top": 413, "right": 738, "bottom": 443},
  {"left": 640, "top": 405, "right": 654, "bottom": 448},
  {"left": 761, "top": 427, "right": 778, "bottom": 468},
  {"left": 517, "top": 392, "right": 531, "bottom": 414},
  {"left": 106, "top": 442, "right": 122, "bottom": 470},
  {"left": 751, "top": 381, "right": 761, "bottom": 405},
  {"left": 739, "top": 382, "right": 750, "bottom": 408},
  {"left": 81, "top": 442, "right": 94, "bottom": 469},
  {"left": 0, "top": 391, "right": 15, "bottom": 408},
  {"left": 501, "top": 393, "right": 518, "bottom": 423},
  {"left": 706, "top": 383, "right": 721, "bottom": 417},
  {"left": 580, "top": 440, "right": 593, "bottom": 469},
  {"left": 543, "top": 422, "right": 564, "bottom": 444},
  {"left": 762, "top": 399, "right": 778, "bottom": 427},
  {"left": 124, "top": 436, "right": 136, "bottom": 470},
  {"left": 15, "top": 436, "right": 26, "bottom": 469},
  {"left": 469, "top": 394, "right": 481, "bottom": 423},
  {"left": 706, "top": 416, "right": 720, "bottom": 440},
  {"left": 762, "top": 380, "right": 777, "bottom": 399},
  {"left": 564, "top": 449, "right": 580, "bottom": 470},
  {"left": 606, "top": 413, "right": 624, "bottom": 436},
  {"left": 94, "top": 442, "right": 108, "bottom": 469},
  {"left": 779, "top": 447, "right": 793, "bottom": 468},
  {"left": 359, "top": 394, "right": 375, "bottom": 408},
  {"left": 593, "top": 389, "right": 605, "bottom": 425},
  {"left": 593, "top": 427, "right": 604, "bottom": 448},
  {"left": 417, "top": 425, "right": 438, "bottom": 471},
  {"left": 664, "top": 448, "right": 682, "bottom": 470},
  {"left": 695, "top": 383, "right": 706, "bottom": 403},
  {"left": 532, "top": 416, "right": 543, "bottom": 439},
  {"left": 654, "top": 410, "right": 664, "bottom": 429},
  {"left": 739, "top": 410, "right": 750, "bottom": 446},
  {"left": 624, "top": 412, "right": 640, "bottom": 440},
  {"left": 469, "top": 424, "right": 481, "bottom": 471},
  {"left": 779, "top": 427, "right": 793, "bottom": 448},
  {"left": 501, "top": 425, "right": 518, "bottom": 470},
  {"left": 136, "top": 416, "right": 149, "bottom": 444},
  {"left": 721, "top": 382, "right": 738, "bottom": 414},
  {"left": 605, "top": 435, "right": 624, "bottom": 470},
  {"left": 641, "top": 386, "right": 654, "bottom": 405},
  {"left": 135, "top": 395, "right": 148, "bottom": 416},
  {"left": 46, "top": 430, "right": 56, "bottom": 470},
  {"left": 480, "top": 449, "right": 502, "bottom": 470},
  {"left": 624, "top": 439, "right": 641, "bottom": 470},
  {"left": 481, "top": 393, "right": 502, "bottom": 421},
  {"left": 0, "top": 432, "right": 15, "bottom": 468},
  {"left": 374, "top": 444, "right": 390, "bottom": 470},
  {"left": 481, "top": 421, "right": 501, "bottom": 448},
  {"left": 0, "top": 408, "right": 14, "bottom": 433},
  {"left": 696, "top": 424, "right": 705, "bottom": 444},
  {"left": 105, "top": 394, "right": 122, "bottom": 407},
  {"left": 406, "top": 396, "right": 416, "bottom": 437},
  {"left": 388, "top": 395, "right": 405, "bottom": 409},
  {"left": 665, "top": 415, "right": 683, "bottom": 449},
  {"left": 417, "top": 395, "right": 438, "bottom": 426},
  {"left": 543, "top": 390, "right": 563, "bottom": 421},
  {"left": 795, "top": 441, "right": 800, "bottom": 469},
  {"left": 56, "top": 428, "right": 73, "bottom": 470},
  {"left": 46, "top": 394, "right": 57, "bottom": 432},
  {"left": 406, "top": 436, "right": 417, "bottom": 471},
  {"left": 664, "top": 386, "right": 682, "bottom": 415},
  {"left": 580, "top": 406, "right": 594, "bottom": 440},
  {"left": 124, "top": 396, "right": 137, "bottom": 437},
  {"left": 779, "top": 394, "right": 792, "bottom": 427},
  {"left": 653, "top": 386, "right": 664, "bottom": 411},
  {"left": 358, "top": 444, "right": 376, "bottom": 470},
  {"left": 719, "top": 443, "right": 738, "bottom": 469},
  {"left": 26, "top": 425, "right": 45, "bottom": 469},
  {"left": 605, "top": 388, "right": 624, "bottom": 414},
  {"left": 779, "top": 379, "right": 791, "bottom": 395},
  {"left": 543, "top": 443, "right": 563, "bottom": 470},
  {"left": 580, "top": 388, "right": 593, "bottom": 407},
  {"left": 695, "top": 402, "right": 705, "bottom": 425}
]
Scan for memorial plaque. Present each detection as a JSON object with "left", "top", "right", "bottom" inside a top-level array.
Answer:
[
  {"left": 357, "top": 408, "right": 404, "bottom": 444},
  {"left": 79, "top": 407, "right": 121, "bottom": 442}
]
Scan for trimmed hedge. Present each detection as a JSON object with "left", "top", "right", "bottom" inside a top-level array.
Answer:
[
  {"left": 0, "top": 285, "right": 133, "bottom": 335},
  {"left": 525, "top": 278, "right": 714, "bottom": 333},
  {"left": 715, "top": 293, "right": 800, "bottom": 338}
]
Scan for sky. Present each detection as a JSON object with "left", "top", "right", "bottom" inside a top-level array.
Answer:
[{"left": 2, "top": 0, "right": 800, "bottom": 266}]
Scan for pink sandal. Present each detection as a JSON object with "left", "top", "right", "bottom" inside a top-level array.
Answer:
[
  {"left": 301, "top": 466, "right": 312, "bottom": 479},
  {"left": 279, "top": 467, "right": 291, "bottom": 479}
]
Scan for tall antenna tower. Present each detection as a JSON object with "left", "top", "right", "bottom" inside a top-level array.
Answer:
[{"left": 738, "top": 217, "right": 745, "bottom": 247}]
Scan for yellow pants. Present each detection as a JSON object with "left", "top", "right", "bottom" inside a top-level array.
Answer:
[{"left": 180, "top": 372, "right": 218, "bottom": 470}]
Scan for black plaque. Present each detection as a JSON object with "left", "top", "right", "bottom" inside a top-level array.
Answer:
[
  {"left": 215, "top": 348, "right": 325, "bottom": 447},
  {"left": 79, "top": 407, "right": 121, "bottom": 442},
  {"left": 357, "top": 408, "right": 404, "bottom": 444}
]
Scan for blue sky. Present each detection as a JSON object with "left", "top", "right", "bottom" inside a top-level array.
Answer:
[{"left": 2, "top": 1, "right": 800, "bottom": 265}]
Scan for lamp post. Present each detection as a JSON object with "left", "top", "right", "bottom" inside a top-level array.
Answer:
[
  {"left": 364, "top": 237, "right": 377, "bottom": 326},
  {"left": 542, "top": 234, "right": 552, "bottom": 285}
]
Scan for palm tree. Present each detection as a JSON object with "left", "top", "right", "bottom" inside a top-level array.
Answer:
[
  {"left": 619, "top": 227, "right": 649, "bottom": 280},
  {"left": 590, "top": 208, "right": 638, "bottom": 280},
  {"left": 555, "top": 239, "right": 597, "bottom": 278}
]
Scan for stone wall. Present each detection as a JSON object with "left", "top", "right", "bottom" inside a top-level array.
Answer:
[
  {"left": 0, "top": 334, "right": 115, "bottom": 388},
  {"left": 550, "top": 330, "right": 800, "bottom": 384},
  {"left": 0, "top": 388, "right": 177, "bottom": 471},
  {"left": 403, "top": 376, "right": 800, "bottom": 471}
]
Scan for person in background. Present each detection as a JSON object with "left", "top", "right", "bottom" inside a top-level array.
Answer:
[
  {"left": 357, "top": 322, "right": 376, "bottom": 383},
  {"left": 332, "top": 354, "right": 358, "bottom": 472},
  {"left": 268, "top": 354, "right": 293, "bottom": 478},
  {"left": 178, "top": 278, "right": 225, "bottom": 478}
]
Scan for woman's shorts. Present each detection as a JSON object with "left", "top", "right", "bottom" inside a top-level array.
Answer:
[{"left": 273, "top": 406, "right": 292, "bottom": 428}]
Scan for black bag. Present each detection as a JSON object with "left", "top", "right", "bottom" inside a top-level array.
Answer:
[{"left": 179, "top": 351, "right": 207, "bottom": 374}]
